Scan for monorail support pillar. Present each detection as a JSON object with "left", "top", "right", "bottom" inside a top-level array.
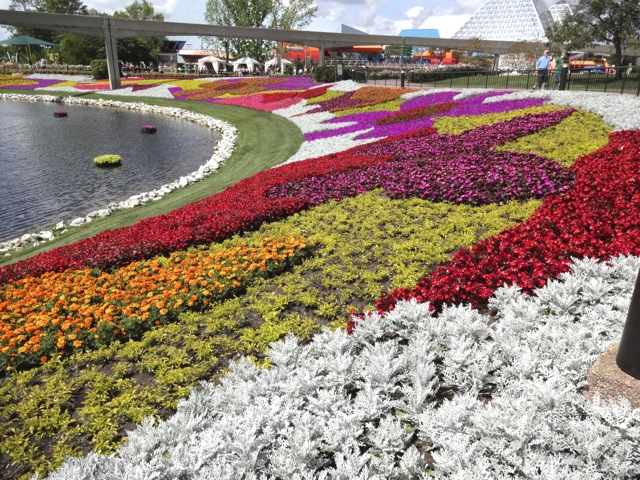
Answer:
[{"left": 103, "top": 19, "right": 121, "bottom": 90}]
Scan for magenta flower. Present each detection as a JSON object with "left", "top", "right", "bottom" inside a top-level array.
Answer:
[
  {"left": 303, "top": 91, "right": 549, "bottom": 142},
  {"left": 271, "top": 109, "right": 576, "bottom": 206}
]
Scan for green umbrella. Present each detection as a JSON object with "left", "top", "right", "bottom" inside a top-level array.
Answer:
[
  {"left": 0, "top": 35, "right": 57, "bottom": 47},
  {"left": 0, "top": 35, "right": 58, "bottom": 65}
]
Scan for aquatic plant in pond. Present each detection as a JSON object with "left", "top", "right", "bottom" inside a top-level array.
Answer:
[{"left": 93, "top": 154, "right": 122, "bottom": 167}]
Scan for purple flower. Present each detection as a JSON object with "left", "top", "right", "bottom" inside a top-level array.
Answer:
[{"left": 303, "top": 90, "right": 549, "bottom": 142}]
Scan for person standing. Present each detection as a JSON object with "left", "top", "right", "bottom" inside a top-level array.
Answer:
[
  {"left": 555, "top": 51, "right": 567, "bottom": 88},
  {"left": 533, "top": 50, "right": 552, "bottom": 90}
]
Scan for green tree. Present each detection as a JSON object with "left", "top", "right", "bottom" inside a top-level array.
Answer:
[
  {"left": 269, "top": 0, "right": 317, "bottom": 30},
  {"left": 58, "top": 31, "right": 104, "bottom": 65},
  {"left": 202, "top": 0, "right": 234, "bottom": 63},
  {"left": 113, "top": 0, "right": 166, "bottom": 67},
  {"left": 546, "top": 0, "right": 640, "bottom": 78},
  {"left": 202, "top": 0, "right": 316, "bottom": 63}
]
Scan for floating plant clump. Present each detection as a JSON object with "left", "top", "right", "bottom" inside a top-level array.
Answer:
[{"left": 93, "top": 154, "right": 122, "bottom": 167}]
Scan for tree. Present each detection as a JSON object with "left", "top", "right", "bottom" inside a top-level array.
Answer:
[
  {"left": 202, "top": 0, "right": 235, "bottom": 63},
  {"left": 58, "top": 31, "right": 104, "bottom": 64},
  {"left": 202, "top": 0, "right": 317, "bottom": 63},
  {"left": 268, "top": 0, "right": 316, "bottom": 63},
  {"left": 269, "top": 0, "right": 316, "bottom": 31},
  {"left": 546, "top": 0, "right": 640, "bottom": 78},
  {"left": 113, "top": 0, "right": 166, "bottom": 66},
  {"left": 7, "top": 0, "right": 164, "bottom": 67},
  {"left": 114, "top": 0, "right": 162, "bottom": 22}
]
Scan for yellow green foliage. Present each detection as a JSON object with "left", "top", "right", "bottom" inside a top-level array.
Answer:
[
  {"left": 497, "top": 110, "right": 612, "bottom": 167},
  {"left": 333, "top": 99, "right": 403, "bottom": 117},
  {"left": 433, "top": 105, "right": 564, "bottom": 135},
  {"left": 93, "top": 154, "right": 122, "bottom": 166},
  {"left": 434, "top": 104, "right": 611, "bottom": 167},
  {"left": 304, "top": 90, "right": 343, "bottom": 104}
]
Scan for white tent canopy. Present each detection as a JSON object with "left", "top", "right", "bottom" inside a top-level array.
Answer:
[
  {"left": 197, "top": 55, "right": 227, "bottom": 74},
  {"left": 264, "top": 57, "right": 292, "bottom": 67},
  {"left": 231, "top": 56, "right": 261, "bottom": 73}
]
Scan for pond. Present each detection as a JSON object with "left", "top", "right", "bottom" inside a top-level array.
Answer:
[{"left": 0, "top": 100, "right": 222, "bottom": 243}]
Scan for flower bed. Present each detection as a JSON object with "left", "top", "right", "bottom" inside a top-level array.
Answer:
[
  {"left": 376, "top": 128, "right": 640, "bottom": 313},
  {"left": 1, "top": 76, "right": 640, "bottom": 479},
  {"left": 39, "top": 256, "right": 640, "bottom": 479},
  {"left": 0, "top": 236, "right": 313, "bottom": 372}
]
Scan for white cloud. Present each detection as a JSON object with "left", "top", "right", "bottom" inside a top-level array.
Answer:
[
  {"left": 153, "top": 0, "right": 179, "bottom": 16},
  {"left": 357, "top": 0, "right": 386, "bottom": 26},
  {"left": 405, "top": 6, "right": 423, "bottom": 19},
  {"left": 326, "top": 7, "right": 350, "bottom": 23},
  {"left": 84, "top": 0, "right": 129, "bottom": 14}
]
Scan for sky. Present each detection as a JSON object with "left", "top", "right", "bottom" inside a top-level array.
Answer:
[{"left": 0, "top": 0, "right": 495, "bottom": 48}]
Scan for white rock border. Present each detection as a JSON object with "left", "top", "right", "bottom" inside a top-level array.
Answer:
[{"left": 0, "top": 93, "right": 238, "bottom": 255}]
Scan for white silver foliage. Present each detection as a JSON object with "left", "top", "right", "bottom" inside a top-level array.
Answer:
[
  {"left": 39, "top": 255, "right": 640, "bottom": 479},
  {"left": 281, "top": 128, "right": 377, "bottom": 164},
  {"left": 327, "top": 80, "right": 361, "bottom": 92}
]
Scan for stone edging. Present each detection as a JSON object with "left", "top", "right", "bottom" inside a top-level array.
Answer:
[{"left": 0, "top": 94, "right": 238, "bottom": 255}]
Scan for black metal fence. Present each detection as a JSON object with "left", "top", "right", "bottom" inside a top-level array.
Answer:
[{"left": 353, "top": 67, "right": 640, "bottom": 96}]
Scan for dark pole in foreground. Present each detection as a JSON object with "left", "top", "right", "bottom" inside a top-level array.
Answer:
[{"left": 616, "top": 268, "right": 640, "bottom": 379}]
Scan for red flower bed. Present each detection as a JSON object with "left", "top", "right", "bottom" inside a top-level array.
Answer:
[
  {"left": 375, "top": 102, "right": 457, "bottom": 125},
  {"left": 376, "top": 130, "right": 640, "bottom": 312}
]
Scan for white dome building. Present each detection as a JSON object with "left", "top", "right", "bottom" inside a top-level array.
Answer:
[{"left": 452, "top": 0, "right": 550, "bottom": 41}]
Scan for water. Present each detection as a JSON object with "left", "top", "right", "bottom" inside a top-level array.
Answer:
[{"left": 0, "top": 101, "right": 221, "bottom": 243}]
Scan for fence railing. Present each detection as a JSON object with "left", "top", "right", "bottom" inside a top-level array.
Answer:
[{"left": 353, "top": 68, "right": 640, "bottom": 96}]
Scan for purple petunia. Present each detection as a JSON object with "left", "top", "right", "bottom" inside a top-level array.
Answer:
[{"left": 265, "top": 77, "right": 319, "bottom": 90}]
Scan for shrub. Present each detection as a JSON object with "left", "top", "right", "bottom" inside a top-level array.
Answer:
[
  {"left": 90, "top": 59, "right": 109, "bottom": 80},
  {"left": 313, "top": 65, "right": 343, "bottom": 83}
]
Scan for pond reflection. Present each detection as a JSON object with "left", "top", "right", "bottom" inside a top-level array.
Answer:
[{"left": 0, "top": 101, "right": 221, "bottom": 243}]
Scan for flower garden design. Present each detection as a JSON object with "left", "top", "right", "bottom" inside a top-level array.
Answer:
[{"left": 0, "top": 74, "right": 639, "bottom": 479}]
